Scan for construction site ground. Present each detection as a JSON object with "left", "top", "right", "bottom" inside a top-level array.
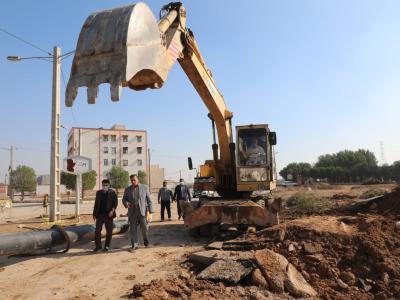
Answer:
[{"left": 0, "top": 184, "right": 399, "bottom": 300}]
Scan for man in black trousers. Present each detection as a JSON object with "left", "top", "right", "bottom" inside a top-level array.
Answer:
[
  {"left": 158, "top": 181, "right": 174, "bottom": 221},
  {"left": 174, "top": 178, "right": 191, "bottom": 220},
  {"left": 93, "top": 179, "right": 118, "bottom": 252}
]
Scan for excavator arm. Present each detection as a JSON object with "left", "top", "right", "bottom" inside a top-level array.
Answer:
[
  {"left": 160, "top": 3, "right": 235, "bottom": 171},
  {"left": 65, "top": 2, "right": 280, "bottom": 229},
  {"left": 66, "top": 2, "right": 236, "bottom": 193}
]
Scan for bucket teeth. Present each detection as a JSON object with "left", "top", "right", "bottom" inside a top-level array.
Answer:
[
  {"left": 110, "top": 84, "right": 122, "bottom": 102},
  {"left": 65, "top": 86, "right": 78, "bottom": 107},
  {"left": 65, "top": 2, "right": 178, "bottom": 106},
  {"left": 87, "top": 86, "right": 99, "bottom": 104}
]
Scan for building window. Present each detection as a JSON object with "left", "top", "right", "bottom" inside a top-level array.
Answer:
[
  {"left": 122, "top": 135, "right": 128, "bottom": 142},
  {"left": 103, "top": 147, "right": 109, "bottom": 154},
  {"left": 111, "top": 135, "right": 116, "bottom": 142},
  {"left": 111, "top": 159, "right": 116, "bottom": 166},
  {"left": 104, "top": 159, "right": 108, "bottom": 166},
  {"left": 137, "top": 135, "right": 142, "bottom": 143},
  {"left": 123, "top": 147, "right": 128, "bottom": 154},
  {"left": 137, "top": 147, "right": 142, "bottom": 154},
  {"left": 111, "top": 147, "right": 117, "bottom": 154},
  {"left": 123, "top": 159, "right": 128, "bottom": 166},
  {"left": 137, "top": 159, "right": 142, "bottom": 166},
  {"left": 103, "top": 135, "right": 109, "bottom": 142}
]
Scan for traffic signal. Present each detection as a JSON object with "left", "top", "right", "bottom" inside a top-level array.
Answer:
[{"left": 67, "top": 159, "right": 76, "bottom": 172}]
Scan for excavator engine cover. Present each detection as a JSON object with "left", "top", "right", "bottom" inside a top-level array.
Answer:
[{"left": 66, "top": 2, "right": 174, "bottom": 107}]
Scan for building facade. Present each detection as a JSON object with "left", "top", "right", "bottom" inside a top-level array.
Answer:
[
  {"left": 67, "top": 125, "right": 148, "bottom": 189},
  {"left": 149, "top": 164, "right": 165, "bottom": 193}
]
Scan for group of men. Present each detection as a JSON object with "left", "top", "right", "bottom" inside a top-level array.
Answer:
[
  {"left": 157, "top": 178, "right": 191, "bottom": 221},
  {"left": 92, "top": 175, "right": 191, "bottom": 253}
]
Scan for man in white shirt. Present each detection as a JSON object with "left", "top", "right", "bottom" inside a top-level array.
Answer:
[{"left": 245, "top": 138, "right": 266, "bottom": 165}]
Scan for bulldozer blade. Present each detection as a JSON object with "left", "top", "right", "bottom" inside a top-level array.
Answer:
[
  {"left": 66, "top": 2, "right": 174, "bottom": 107},
  {"left": 180, "top": 200, "right": 279, "bottom": 230}
]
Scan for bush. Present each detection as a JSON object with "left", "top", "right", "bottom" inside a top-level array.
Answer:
[
  {"left": 360, "top": 188, "right": 386, "bottom": 199},
  {"left": 286, "top": 192, "right": 332, "bottom": 214}
]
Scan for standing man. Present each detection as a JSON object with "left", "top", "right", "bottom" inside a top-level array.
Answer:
[
  {"left": 158, "top": 181, "right": 174, "bottom": 221},
  {"left": 122, "top": 174, "right": 154, "bottom": 251},
  {"left": 174, "top": 178, "right": 191, "bottom": 220},
  {"left": 93, "top": 179, "right": 118, "bottom": 252}
]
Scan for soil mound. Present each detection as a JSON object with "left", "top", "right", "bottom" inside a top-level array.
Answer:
[
  {"left": 128, "top": 277, "right": 281, "bottom": 300},
  {"left": 223, "top": 215, "right": 400, "bottom": 299},
  {"left": 375, "top": 187, "right": 400, "bottom": 214},
  {"left": 127, "top": 214, "right": 400, "bottom": 299}
]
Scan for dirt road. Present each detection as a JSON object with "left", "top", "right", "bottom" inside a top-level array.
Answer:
[
  {"left": 1, "top": 184, "right": 398, "bottom": 299},
  {"left": 0, "top": 204, "right": 207, "bottom": 300}
]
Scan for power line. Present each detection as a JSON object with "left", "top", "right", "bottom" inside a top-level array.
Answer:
[
  {"left": 0, "top": 27, "right": 51, "bottom": 56},
  {"left": 60, "top": 66, "right": 67, "bottom": 87},
  {"left": 17, "top": 146, "right": 49, "bottom": 153},
  {"left": 60, "top": 65, "right": 78, "bottom": 125},
  {"left": 0, "top": 145, "right": 48, "bottom": 153},
  {"left": 60, "top": 50, "right": 75, "bottom": 60}
]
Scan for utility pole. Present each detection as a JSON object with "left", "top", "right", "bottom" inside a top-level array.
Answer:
[
  {"left": 7, "top": 47, "right": 64, "bottom": 221},
  {"left": 8, "top": 145, "right": 14, "bottom": 200},
  {"left": 179, "top": 170, "right": 182, "bottom": 180},
  {"left": 75, "top": 128, "right": 82, "bottom": 220},
  {"left": 49, "top": 46, "right": 61, "bottom": 222},
  {"left": 148, "top": 148, "right": 151, "bottom": 190}
]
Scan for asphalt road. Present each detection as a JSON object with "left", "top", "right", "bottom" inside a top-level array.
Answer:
[{"left": 0, "top": 194, "right": 165, "bottom": 223}]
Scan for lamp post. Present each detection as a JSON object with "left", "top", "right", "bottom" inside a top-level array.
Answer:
[{"left": 7, "top": 46, "right": 62, "bottom": 222}]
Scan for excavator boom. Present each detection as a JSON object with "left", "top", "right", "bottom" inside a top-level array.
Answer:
[{"left": 66, "top": 2, "right": 279, "bottom": 231}]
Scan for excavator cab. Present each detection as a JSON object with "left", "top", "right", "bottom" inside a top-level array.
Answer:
[{"left": 236, "top": 125, "right": 277, "bottom": 194}]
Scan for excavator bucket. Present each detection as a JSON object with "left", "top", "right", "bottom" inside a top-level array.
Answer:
[{"left": 65, "top": 2, "right": 177, "bottom": 107}]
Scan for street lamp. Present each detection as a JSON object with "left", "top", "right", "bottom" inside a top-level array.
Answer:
[{"left": 7, "top": 47, "right": 62, "bottom": 222}]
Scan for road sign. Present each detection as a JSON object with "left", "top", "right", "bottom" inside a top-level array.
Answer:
[{"left": 63, "top": 156, "right": 92, "bottom": 174}]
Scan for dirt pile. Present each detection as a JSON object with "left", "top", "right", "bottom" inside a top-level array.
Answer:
[
  {"left": 128, "top": 277, "right": 281, "bottom": 300},
  {"left": 348, "top": 186, "right": 400, "bottom": 215},
  {"left": 372, "top": 187, "right": 400, "bottom": 214},
  {"left": 223, "top": 215, "right": 400, "bottom": 299},
  {"left": 127, "top": 214, "right": 399, "bottom": 299},
  {"left": 126, "top": 188, "right": 400, "bottom": 300}
]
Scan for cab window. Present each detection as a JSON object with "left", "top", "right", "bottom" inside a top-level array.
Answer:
[{"left": 237, "top": 128, "right": 267, "bottom": 166}]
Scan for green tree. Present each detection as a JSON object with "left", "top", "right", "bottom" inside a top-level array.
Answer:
[
  {"left": 279, "top": 162, "right": 312, "bottom": 181},
  {"left": 10, "top": 165, "right": 37, "bottom": 201},
  {"left": 82, "top": 170, "right": 97, "bottom": 199},
  {"left": 376, "top": 164, "right": 391, "bottom": 183},
  {"left": 61, "top": 171, "right": 97, "bottom": 199},
  {"left": 138, "top": 170, "right": 148, "bottom": 184},
  {"left": 314, "top": 149, "right": 378, "bottom": 183},
  {"left": 61, "top": 171, "right": 76, "bottom": 190},
  {"left": 392, "top": 161, "right": 400, "bottom": 182},
  {"left": 107, "top": 166, "right": 129, "bottom": 195}
]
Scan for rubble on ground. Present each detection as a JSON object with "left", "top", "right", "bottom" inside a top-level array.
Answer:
[
  {"left": 197, "top": 259, "right": 253, "bottom": 284},
  {"left": 128, "top": 187, "right": 400, "bottom": 300}
]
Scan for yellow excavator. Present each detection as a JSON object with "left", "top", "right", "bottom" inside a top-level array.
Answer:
[{"left": 66, "top": 2, "right": 280, "bottom": 234}]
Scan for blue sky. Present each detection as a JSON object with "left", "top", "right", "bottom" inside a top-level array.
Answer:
[{"left": 1, "top": 0, "right": 399, "bottom": 182}]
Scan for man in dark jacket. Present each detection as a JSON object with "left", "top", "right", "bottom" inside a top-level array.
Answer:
[
  {"left": 93, "top": 179, "right": 118, "bottom": 252},
  {"left": 158, "top": 181, "right": 174, "bottom": 221},
  {"left": 174, "top": 178, "right": 191, "bottom": 220}
]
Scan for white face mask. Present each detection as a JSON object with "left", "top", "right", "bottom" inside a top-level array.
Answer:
[
  {"left": 102, "top": 186, "right": 109, "bottom": 192},
  {"left": 180, "top": 181, "right": 184, "bottom": 185}
]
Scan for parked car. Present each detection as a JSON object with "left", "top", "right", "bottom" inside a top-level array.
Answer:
[{"left": 278, "top": 180, "right": 298, "bottom": 187}]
